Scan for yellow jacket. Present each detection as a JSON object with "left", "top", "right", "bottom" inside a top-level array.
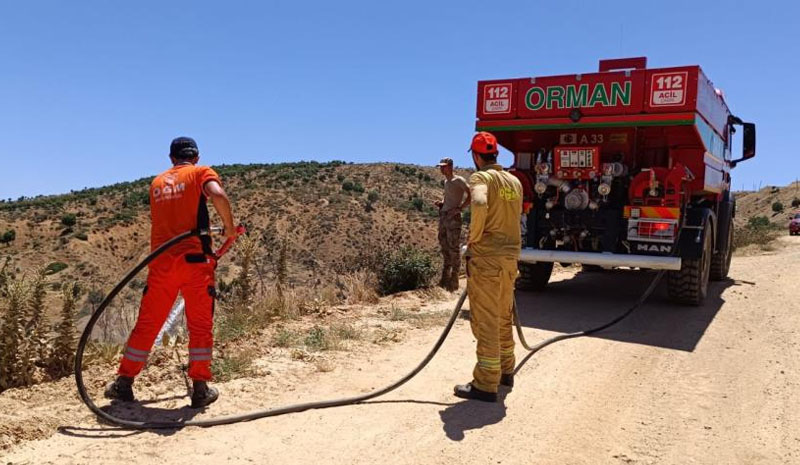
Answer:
[{"left": 467, "top": 164, "right": 523, "bottom": 258}]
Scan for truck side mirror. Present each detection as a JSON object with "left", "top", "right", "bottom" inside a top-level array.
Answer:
[
  {"left": 742, "top": 123, "right": 756, "bottom": 160},
  {"left": 731, "top": 120, "right": 756, "bottom": 167}
]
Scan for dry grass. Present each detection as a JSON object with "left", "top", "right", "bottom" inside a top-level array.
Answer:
[
  {"left": 338, "top": 271, "right": 379, "bottom": 305},
  {"left": 83, "top": 342, "right": 122, "bottom": 367},
  {"left": 387, "top": 306, "right": 451, "bottom": 329},
  {"left": 211, "top": 347, "right": 256, "bottom": 382},
  {"left": 733, "top": 220, "right": 783, "bottom": 252},
  {"left": 314, "top": 358, "right": 335, "bottom": 372}
]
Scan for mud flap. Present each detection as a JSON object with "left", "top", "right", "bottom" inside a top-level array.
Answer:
[{"left": 678, "top": 207, "right": 715, "bottom": 260}]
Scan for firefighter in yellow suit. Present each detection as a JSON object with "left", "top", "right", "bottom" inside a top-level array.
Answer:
[{"left": 454, "top": 132, "right": 523, "bottom": 403}]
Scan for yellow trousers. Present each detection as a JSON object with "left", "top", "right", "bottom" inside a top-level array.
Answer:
[{"left": 466, "top": 255, "right": 518, "bottom": 393}]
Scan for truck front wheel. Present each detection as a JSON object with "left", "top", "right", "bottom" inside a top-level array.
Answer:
[
  {"left": 516, "top": 262, "right": 553, "bottom": 291},
  {"left": 668, "top": 222, "right": 712, "bottom": 306}
]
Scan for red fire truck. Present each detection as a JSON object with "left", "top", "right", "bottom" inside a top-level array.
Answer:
[{"left": 476, "top": 57, "right": 755, "bottom": 305}]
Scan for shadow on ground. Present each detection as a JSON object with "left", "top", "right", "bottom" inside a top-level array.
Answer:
[
  {"left": 515, "top": 269, "right": 740, "bottom": 352},
  {"left": 59, "top": 395, "right": 200, "bottom": 438},
  {"left": 439, "top": 389, "right": 509, "bottom": 441}
]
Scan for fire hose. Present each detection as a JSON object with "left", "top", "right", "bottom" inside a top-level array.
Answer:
[{"left": 75, "top": 228, "right": 663, "bottom": 429}]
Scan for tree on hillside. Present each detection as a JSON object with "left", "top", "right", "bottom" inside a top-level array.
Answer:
[
  {"left": 0, "top": 229, "right": 15, "bottom": 246},
  {"left": 772, "top": 201, "right": 784, "bottom": 213},
  {"left": 60, "top": 213, "right": 77, "bottom": 227}
]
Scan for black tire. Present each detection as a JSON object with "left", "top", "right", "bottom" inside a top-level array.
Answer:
[
  {"left": 710, "top": 218, "right": 733, "bottom": 281},
  {"left": 516, "top": 262, "right": 553, "bottom": 291},
  {"left": 668, "top": 222, "right": 712, "bottom": 306}
]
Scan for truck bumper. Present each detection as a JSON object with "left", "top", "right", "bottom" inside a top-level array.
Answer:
[{"left": 519, "top": 248, "right": 682, "bottom": 271}]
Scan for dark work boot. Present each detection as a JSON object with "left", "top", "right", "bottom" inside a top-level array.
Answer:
[
  {"left": 500, "top": 373, "right": 514, "bottom": 388},
  {"left": 453, "top": 382, "right": 497, "bottom": 403},
  {"left": 104, "top": 376, "right": 135, "bottom": 402},
  {"left": 191, "top": 381, "right": 219, "bottom": 409}
]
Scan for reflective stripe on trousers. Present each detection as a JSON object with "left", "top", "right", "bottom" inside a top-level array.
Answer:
[{"left": 118, "top": 254, "right": 216, "bottom": 381}]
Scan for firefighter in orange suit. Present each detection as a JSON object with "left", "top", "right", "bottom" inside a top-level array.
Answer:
[
  {"left": 105, "top": 137, "right": 237, "bottom": 409},
  {"left": 454, "top": 132, "right": 522, "bottom": 402}
]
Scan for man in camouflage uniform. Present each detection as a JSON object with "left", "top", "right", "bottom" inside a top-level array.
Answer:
[{"left": 435, "top": 157, "right": 470, "bottom": 291}]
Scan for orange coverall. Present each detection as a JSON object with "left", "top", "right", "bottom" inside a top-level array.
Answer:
[{"left": 118, "top": 164, "right": 221, "bottom": 381}]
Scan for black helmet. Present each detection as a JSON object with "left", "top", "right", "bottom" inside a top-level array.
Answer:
[{"left": 169, "top": 137, "right": 199, "bottom": 159}]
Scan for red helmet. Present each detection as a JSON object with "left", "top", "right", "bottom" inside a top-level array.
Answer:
[{"left": 471, "top": 132, "right": 498, "bottom": 154}]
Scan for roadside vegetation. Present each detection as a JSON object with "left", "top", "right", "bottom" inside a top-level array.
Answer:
[
  {"left": 0, "top": 161, "right": 453, "bottom": 390},
  {"left": 0, "top": 262, "right": 80, "bottom": 393},
  {"left": 733, "top": 215, "right": 783, "bottom": 251}
]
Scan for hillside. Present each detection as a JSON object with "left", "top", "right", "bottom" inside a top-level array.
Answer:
[
  {"left": 1, "top": 167, "right": 796, "bottom": 325},
  {"left": 734, "top": 181, "right": 800, "bottom": 225},
  {"left": 0, "top": 161, "right": 468, "bottom": 321}
]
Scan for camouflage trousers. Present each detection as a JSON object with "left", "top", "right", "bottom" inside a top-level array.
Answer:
[{"left": 438, "top": 213, "right": 462, "bottom": 290}]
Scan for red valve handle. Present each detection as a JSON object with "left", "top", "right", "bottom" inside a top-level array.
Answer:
[{"left": 214, "top": 225, "right": 246, "bottom": 259}]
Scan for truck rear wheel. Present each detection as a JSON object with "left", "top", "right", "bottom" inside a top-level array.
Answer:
[
  {"left": 710, "top": 218, "right": 733, "bottom": 281},
  {"left": 516, "top": 262, "right": 553, "bottom": 291},
  {"left": 668, "top": 222, "right": 712, "bottom": 306}
]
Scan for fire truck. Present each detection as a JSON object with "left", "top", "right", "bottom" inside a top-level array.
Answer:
[{"left": 476, "top": 57, "right": 756, "bottom": 305}]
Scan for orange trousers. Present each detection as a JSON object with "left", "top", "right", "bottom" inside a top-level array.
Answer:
[{"left": 118, "top": 253, "right": 216, "bottom": 381}]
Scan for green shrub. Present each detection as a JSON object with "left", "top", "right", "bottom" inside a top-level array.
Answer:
[
  {"left": 304, "top": 326, "right": 332, "bottom": 351},
  {"left": 0, "top": 229, "right": 15, "bottom": 246},
  {"left": 772, "top": 201, "right": 784, "bottom": 213},
  {"left": 411, "top": 197, "right": 424, "bottom": 211},
  {"left": 367, "top": 190, "right": 380, "bottom": 203},
  {"left": 75, "top": 232, "right": 89, "bottom": 241},
  {"left": 61, "top": 213, "right": 77, "bottom": 227},
  {"left": 45, "top": 262, "right": 68, "bottom": 275},
  {"left": 122, "top": 191, "right": 149, "bottom": 208},
  {"left": 273, "top": 328, "right": 299, "bottom": 348},
  {"left": 792, "top": 198, "right": 800, "bottom": 208},
  {"left": 377, "top": 247, "right": 436, "bottom": 295},
  {"left": 735, "top": 216, "right": 782, "bottom": 250},
  {"left": 341, "top": 180, "right": 355, "bottom": 191},
  {"left": 747, "top": 216, "right": 771, "bottom": 229}
]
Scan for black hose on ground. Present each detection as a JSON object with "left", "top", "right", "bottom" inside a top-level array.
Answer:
[
  {"left": 511, "top": 270, "right": 665, "bottom": 375},
  {"left": 75, "top": 229, "right": 662, "bottom": 429},
  {"left": 74, "top": 229, "right": 466, "bottom": 429}
]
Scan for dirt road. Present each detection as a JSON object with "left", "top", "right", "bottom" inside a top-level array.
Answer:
[{"left": 4, "top": 237, "right": 799, "bottom": 464}]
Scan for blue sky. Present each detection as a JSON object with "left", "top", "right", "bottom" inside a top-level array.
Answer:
[{"left": 0, "top": 0, "right": 796, "bottom": 199}]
